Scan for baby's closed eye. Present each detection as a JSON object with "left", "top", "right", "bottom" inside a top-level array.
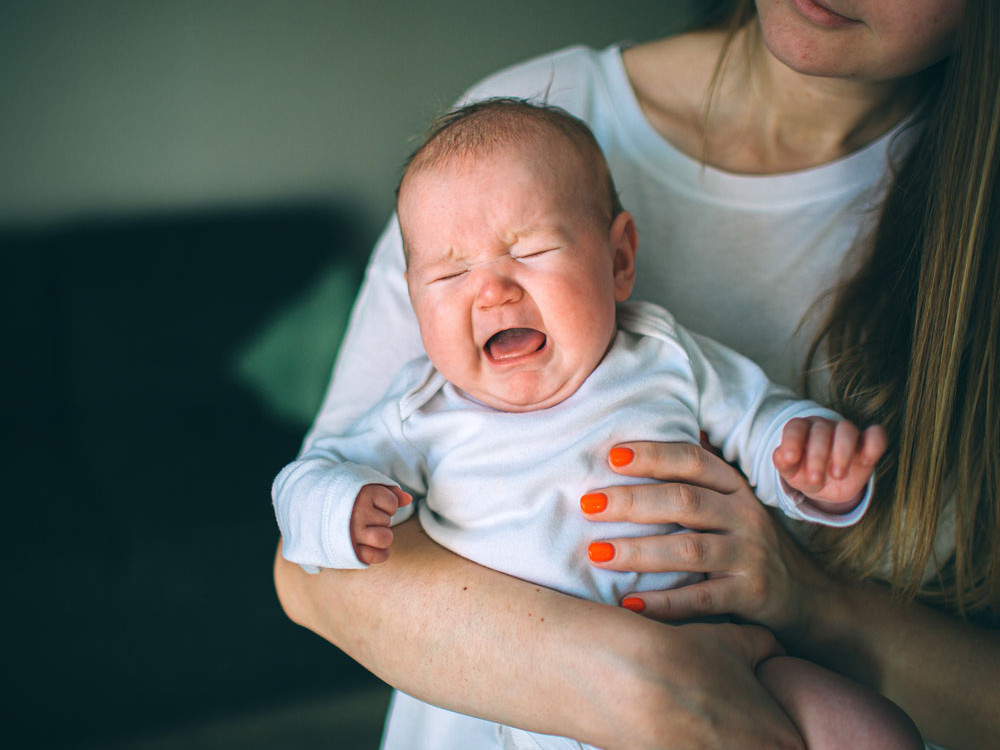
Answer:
[
  {"left": 512, "top": 246, "right": 560, "bottom": 261},
  {"left": 431, "top": 268, "right": 469, "bottom": 283}
]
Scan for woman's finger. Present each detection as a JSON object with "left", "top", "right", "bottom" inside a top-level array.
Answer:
[
  {"left": 721, "top": 621, "right": 788, "bottom": 666},
  {"left": 608, "top": 440, "right": 745, "bottom": 492},
  {"left": 620, "top": 577, "right": 746, "bottom": 621},
  {"left": 588, "top": 530, "right": 737, "bottom": 574},
  {"left": 581, "top": 481, "right": 737, "bottom": 529}
]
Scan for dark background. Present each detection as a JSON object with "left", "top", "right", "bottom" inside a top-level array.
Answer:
[{"left": 2, "top": 2, "right": 696, "bottom": 748}]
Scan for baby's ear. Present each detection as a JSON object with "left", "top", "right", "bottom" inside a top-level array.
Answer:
[{"left": 610, "top": 211, "right": 638, "bottom": 302}]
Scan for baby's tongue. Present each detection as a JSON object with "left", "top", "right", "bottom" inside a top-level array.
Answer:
[{"left": 486, "top": 328, "right": 546, "bottom": 360}]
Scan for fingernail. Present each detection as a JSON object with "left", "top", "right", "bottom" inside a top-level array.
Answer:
[
  {"left": 621, "top": 597, "right": 645, "bottom": 613},
  {"left": 588, "top": 542, "right": 616, "bottom": 563},
  {"left": 609, "top": 447, "right": 634, "bottom": 467},
  {"left": 580, "top": 492, "right": 607, "bottom": 514}
]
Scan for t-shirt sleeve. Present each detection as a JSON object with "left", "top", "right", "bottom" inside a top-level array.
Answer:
[{"left": 303, "top": 218, "right": 423, "bottom": 444}]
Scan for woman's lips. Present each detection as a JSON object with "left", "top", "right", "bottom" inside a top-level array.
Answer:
[
  {"left": 484, "top": 328, "right": 547, "bottom": 362},
  {"left": 790, "top": 0, "right": 860, "bottom": 28}
]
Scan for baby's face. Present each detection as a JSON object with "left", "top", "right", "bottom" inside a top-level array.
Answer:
[{"left": 400, "top": 143, "right": 635, "bottom": 412}]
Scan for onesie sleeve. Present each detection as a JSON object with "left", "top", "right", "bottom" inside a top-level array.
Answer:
[
  {"left": 272, "top": 363, "right": 430, "bottom": 572},
  {"left": 678, "top": 326, "right": 871, "bottom": 527}
]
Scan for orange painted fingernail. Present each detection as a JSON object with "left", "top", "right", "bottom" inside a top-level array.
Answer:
[
  {"left": 580, "top": 492, "right": 607, "bottom": 514},
  {"left": 609, "top": 447, "right": 634, "bottom": 467},
  {"left": 588, "top": 542, "right": 616, "bottom": 563},
  {"left": 622, "top": 597, "right": 645, "bottom": 613}
]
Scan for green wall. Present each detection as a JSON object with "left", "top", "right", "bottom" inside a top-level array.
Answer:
[{"left": 1, "top": 0, "right": 696, "bottom": 235}]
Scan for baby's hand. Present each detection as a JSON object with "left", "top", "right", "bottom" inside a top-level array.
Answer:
[
  {"left": 350, "top": 484, "right": 413, "bottom": 565},
  {"left": 772, "top": 417, "right": 887, "bottom": 514}
]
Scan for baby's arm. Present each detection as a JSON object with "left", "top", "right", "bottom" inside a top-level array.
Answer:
[
  {"left": 273, "top": 358, "right": 431, "bottom": 572},
  {"left": 772, "top": 417, "right": 887, "bottom": 514},
  {"left": 350, "top": 484, "right": 412, "bottom": 565}
]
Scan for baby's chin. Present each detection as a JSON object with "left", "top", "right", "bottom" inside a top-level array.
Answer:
[{"left": 462, "top": 376, "right": 585, "bottom": 413}]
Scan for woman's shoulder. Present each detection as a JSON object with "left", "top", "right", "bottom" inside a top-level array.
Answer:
[{"left": 621, "top": 31, "right": 729, "bottom": 158}]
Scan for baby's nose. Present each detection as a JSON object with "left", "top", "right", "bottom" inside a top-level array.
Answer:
[{"left": 474, "top": 268, "right": 523, "bottom": 308}]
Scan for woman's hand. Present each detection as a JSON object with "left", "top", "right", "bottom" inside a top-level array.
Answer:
[
  {"left": 584, "top": 441, "right": 1000, "bottom": 750},
  {"left": 605, "top": 619, "right": 804, "bottom": 750},
  {"left": 583, "top": 441, "right": 833, "bottom": 636}
]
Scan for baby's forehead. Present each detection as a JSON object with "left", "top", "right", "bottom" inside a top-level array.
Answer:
[{"left": 402, "top": 131, "right": 603, "bottom": 218}]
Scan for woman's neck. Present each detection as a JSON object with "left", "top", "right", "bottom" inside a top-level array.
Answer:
[{"left": 624, "top": 26, "right": 922, "bottom": 175}]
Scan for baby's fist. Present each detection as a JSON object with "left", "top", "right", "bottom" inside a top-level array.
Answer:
[
  {"left": 350, "top": 484, "right": 412, "bottom": 564},
  {"left": 773, "top": 417, "right": 887, "bottom": 513}
]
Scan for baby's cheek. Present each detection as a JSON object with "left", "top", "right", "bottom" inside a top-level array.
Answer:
[{"left": 425, "top": 326, "right": 463, "bottom": 363}]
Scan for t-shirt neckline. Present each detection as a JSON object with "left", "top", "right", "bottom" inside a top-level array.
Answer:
[{"left": 600, "top": 43, "right": 914, "bottom": 208}]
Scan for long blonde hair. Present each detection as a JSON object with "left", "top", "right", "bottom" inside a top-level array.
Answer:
[{"left": 706, "top": 1, "right": 1000, "bottom": 621}]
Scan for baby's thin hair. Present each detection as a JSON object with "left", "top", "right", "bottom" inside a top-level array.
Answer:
[{"left": 398, "top": 97, "right": 624, "bottom": 219}]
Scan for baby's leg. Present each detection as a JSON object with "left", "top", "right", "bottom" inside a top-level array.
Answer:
[{"left": 757, "top": 656, "right": 923, "bottom": 750}]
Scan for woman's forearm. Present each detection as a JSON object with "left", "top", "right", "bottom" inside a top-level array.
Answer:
[
  {"left": 791, "top": 578, "right": 1000, "bottom": 750},
  {"left": 275, "top": 519, "right": 632, "bottom": 742},
  {"left": 275, "top": 519, "right": 607, "bottom": 736},
  {"left": 274, "top": 519, "right": 802, "bottom": 750}
]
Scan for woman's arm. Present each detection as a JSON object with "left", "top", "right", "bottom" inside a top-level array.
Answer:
[
  {"left": 587, "top": 441, "right": 1000, "bottom": 750},
  {"left": 792, "top": 571, "right": 1000, "bottom": 750},
  {"left": 274, "top": 519, "right": 803, "bottom": 750}
]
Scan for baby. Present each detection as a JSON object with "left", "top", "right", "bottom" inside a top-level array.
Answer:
[{"left": 273, "top": 99, "right": 920, "bottom": 750}]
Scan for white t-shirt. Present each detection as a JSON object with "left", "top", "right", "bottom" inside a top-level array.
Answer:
[{"left": 295, "top": 44, "right": 918, "bottom": 750}]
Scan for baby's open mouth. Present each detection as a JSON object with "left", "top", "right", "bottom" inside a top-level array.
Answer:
[{"left": 484, "top": 328, "right": 547, "bottom": 361}]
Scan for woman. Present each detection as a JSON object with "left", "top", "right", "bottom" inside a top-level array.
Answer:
[{"left": 274, "top": 1, "right": 999, "bottom": 748}]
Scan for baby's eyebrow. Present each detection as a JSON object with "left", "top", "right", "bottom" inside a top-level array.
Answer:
[
  {"left": 414, "top": 247, "right": 505, "bottom": 273},
  {"left": 407, "top": 253, "right": 467, "bottom": 282}
]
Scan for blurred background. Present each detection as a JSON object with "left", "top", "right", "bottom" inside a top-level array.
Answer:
[{"left": 2, "top": 2, "right": 697, "bottom": 748}]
